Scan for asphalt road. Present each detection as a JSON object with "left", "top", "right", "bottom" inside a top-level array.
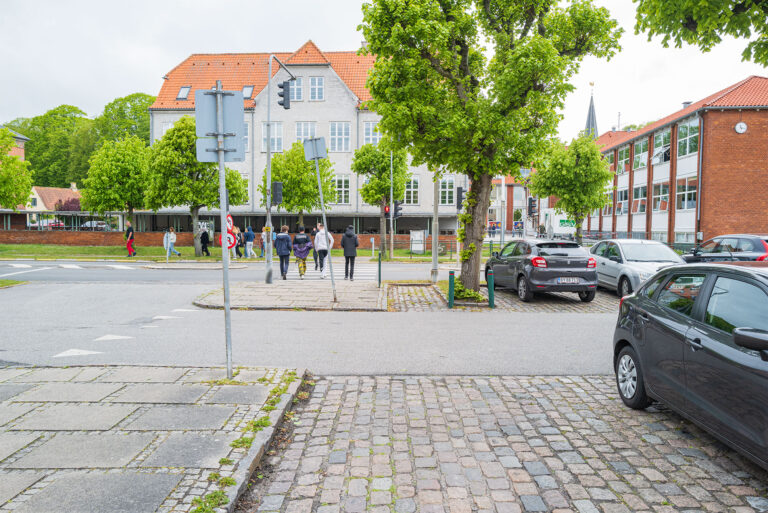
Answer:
[{"left": 0, "top": 259, "right": 617, "bottom": 375}]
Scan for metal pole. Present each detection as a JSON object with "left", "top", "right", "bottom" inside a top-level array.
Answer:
[
  {"left": 430, "top": 175, "right": 439, "bottom": 283},
  {"left": 313, "top": 152, "right": 337, "bottom": 302},
  {"left": 389, "top": 150, "right": 394, "bottom": 260},
  {"left": 264, "top": 57, "right": 274, "bottom": 284},
  {"left": 214, "top": 80, "right": 234, "bottom": 380}
]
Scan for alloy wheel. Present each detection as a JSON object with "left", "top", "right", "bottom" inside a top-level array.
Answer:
[
  {"left": 617, "top": 354, "right": 637, "bottom": 399},
  {"left": 621, "top": 278, "right": 631, "bottom": 297}
]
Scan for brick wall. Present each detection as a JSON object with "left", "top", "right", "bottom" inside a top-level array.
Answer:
[{"left": 700, "top": 110, "right": 768, "bottom": 239}]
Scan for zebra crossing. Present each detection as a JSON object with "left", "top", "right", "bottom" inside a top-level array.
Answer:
[
  {"left": 280, "top": 262, "right": 379, "bottom": 281},
  {"left": 4, "top": 263, "right": 136, "bottom": 271}
]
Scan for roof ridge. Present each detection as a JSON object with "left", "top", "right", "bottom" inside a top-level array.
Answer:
[{"left": 703, "top": 75, "right": 758, "bottom": 106}]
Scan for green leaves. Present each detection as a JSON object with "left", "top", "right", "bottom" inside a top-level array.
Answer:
[
  {"left": 351, "top": 144, "right": 410, "bottom": 206},
  {"left": 0, "top": 128, "right": 33, "bottom": 210},
  {"left": 96, "top": 93, "right": 156, "bottom": 145}
]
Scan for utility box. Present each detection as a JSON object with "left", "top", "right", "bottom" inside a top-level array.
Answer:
[{"left": 410, "top": 230, "right": 426, "bottom": 254}]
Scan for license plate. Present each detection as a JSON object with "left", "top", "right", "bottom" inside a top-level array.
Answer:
[{"left": 557, "top": 277, "right": 579, "bottom": 284}]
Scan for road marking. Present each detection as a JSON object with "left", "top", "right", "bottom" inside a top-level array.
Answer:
[
  {"left": 59, "top": 264, "right": 82, "bottom": 269},
  {"left": 94, "top": 334, "right": 134, "bottom": 341},
  {"left": 106, "top": 265, "right": 134, "bottom": 270},
  {"left": 153, "top": 315, "right": 181, "bottom": 320},
  {"left": 53, "top": 349, "right": 103, "bottom": 358},
  {"left": 141, "top": 325, "right": 159, "bottom": 329},
  {"left": 0, "top": 266, "right": 53, "bottom": 278},
  {"left": 172, "top": 309, "right": 197, "bottom": 312},
  {"left": 9, "top": 264, "right": 32, "bottom": 268}
]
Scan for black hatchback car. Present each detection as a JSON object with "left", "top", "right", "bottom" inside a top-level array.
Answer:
[
  {"left": 683, "top": 234, "right": 768, "bottom": 263},
  {"left": 613, "top": 262, "right": 768, "bottom": 469},
  {"left": 485, "top": 239, "right": 598, "bottom": 302}
]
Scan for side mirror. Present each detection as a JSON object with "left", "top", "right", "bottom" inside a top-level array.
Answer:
[
  {"left": 692, "top": 246, "right": 700, "bottom": 255},
  {"left": 734, "top": 328, "right": 768, "bottom": 361},
  {"left": 609, "top": 255, "right": 621, "bottom": 263},
  {"left": 492, "top": 251, "right": 499, "bottom": 258}
]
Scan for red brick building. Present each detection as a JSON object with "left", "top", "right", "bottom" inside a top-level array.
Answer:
[
  {"left": 586, "top": 75, "right": 768, "bottom": 245},
  {"left": 1, "top": 125, "right": 28, "bottom": 160}
]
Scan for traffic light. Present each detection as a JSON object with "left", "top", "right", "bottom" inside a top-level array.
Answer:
[
  {"left": 393, "top": 200, "right": 404, "bottom": 219},
  {"left": 456, "top": 187, "right": 464, "bottom": 211},
  {"left": 384, "top": 204, "right": 391, "bottom": 219},
  {"left": 277, "top": 81, "right": 290, "bottom": 109},
  {"left": 272, "top": 181, "right": 283, "bottom": 205},
  {"left": 527, "top": 196, "right": 537, "bottom": 216}
]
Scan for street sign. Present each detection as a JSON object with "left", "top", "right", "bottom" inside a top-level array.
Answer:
[
  {"left": 513, "top": 221, "right": 523, "bottom": 231},
  {"left": 195, "top": 89, "right": 245, "bottom": 162},
  {"left": 559, "top": 219, "right": 576, "bottom": 227},
  {"left": 226, "top": 214, "right": 234, "bottom": 232},
  {"left": 219, "top": 231, "right": 237, "bottom": 249},
  {"left": 303, "top": 137, "right": 328, "bottom": 160}
]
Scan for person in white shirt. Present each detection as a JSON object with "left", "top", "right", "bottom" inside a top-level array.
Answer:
[
  {"left": 313, "top": 223, "right": 334, "bottom": 278},
  {"left": 164, "top": 227, "right": 181, "bottom": 257}
]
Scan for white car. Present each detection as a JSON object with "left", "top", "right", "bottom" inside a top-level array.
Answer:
[{"left": 589, "top": 239, "right": 685, "bottom": 296}]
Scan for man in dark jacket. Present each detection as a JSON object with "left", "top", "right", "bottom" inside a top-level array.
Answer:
[
  {"left": 274, "top": 225, "right": 293, "bottom": 280},
  {"left": 200, "top": 229, "right": 211, "bottom": 256},
  {"left": 340, "top": 225, "right": 359, "bottom": 280}
]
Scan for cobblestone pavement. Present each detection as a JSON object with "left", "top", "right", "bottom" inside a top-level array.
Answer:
[
  {"left": 0, "top": 365, "right": 300, "bottom": 513},
  {"left": 236, "top": 375, "right": 768, "bottom": 513},
  {"left": 389, "top": 285, "right": 619, "bottom": 313}
]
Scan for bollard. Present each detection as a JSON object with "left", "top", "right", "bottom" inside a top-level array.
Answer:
[
  {"left": 378, "top": 250, "right": 382, "bottom": 288},
  {"left": 487, "top": 269, "right": 495, "bottom": 309},
  {"left": 448, "top": 270, "right": 455, "bottom": 308}
]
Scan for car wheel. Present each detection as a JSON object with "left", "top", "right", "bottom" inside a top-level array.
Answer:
[
  {"left": 618, "top": 277, "right": 633, "bottom": 297},
  {"left": 517, "top": 276, "right": 532, "bottom": 302},
  {"left": 578, "top": 290, "right": 595, "bottom": 302},
  {"left": 615, "top": 346, "right": 651, "bottom": 409}
]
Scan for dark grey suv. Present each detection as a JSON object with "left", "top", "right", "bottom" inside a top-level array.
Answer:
[
  {"left": 485, "top": 239, "right": 598, "bottom": 302},
  {"left": 683, "top": 234, "right": 768, "bottom": 263},
  {"left": 613, "top": 262, "right": 768, "bottom": 469}
]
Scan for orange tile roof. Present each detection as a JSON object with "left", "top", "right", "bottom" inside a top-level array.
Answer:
[
  {"left": 150, "top": 41, "right": 374, "bottom": 110},
  {"left": 34, "top": 186, "right": 81, "bottom": 211},
  {"left": 594, "top": 75, "right": 768, "bottom": 152}
]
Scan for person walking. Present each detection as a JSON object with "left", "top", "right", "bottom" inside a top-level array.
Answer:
[
  {"left": 260, "top": 227, "right": 267, "bottom": 258},
  {"left": 310, "top": 226, "right": 319, "bottom": 270},
  {"left": 231, "top": 226, "right": 242, "bottom": 259},
  {"left": 200, "top": 228, "right": 211, "bottom": 256},
  {"left": 274, "top": 225, "right": 293, "bottom": 280},
  {"left": 340, "top": 224, "right": 359, "bottom": 280},
  {"left": 164, "top": 227, "right": 181, "bottom": 257},
  {"left": 125, "top": 221, "right": 135, "bottom": 257},
  {"left": 292, "top": 226, "right": 313, "bottom": 280},
  {"left": 243, "top": 226, "right": 256, "bottom": 258},
  {"left": 314, "top": 222, "right": 334, "bottom": 279}
]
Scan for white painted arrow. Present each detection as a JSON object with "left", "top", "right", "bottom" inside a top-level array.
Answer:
[
  {"left": 53, "top": 349, "right": 103, "bottom": 358},
  {"left": 94, "top": 334, "right": 134, "bottom": 341}
]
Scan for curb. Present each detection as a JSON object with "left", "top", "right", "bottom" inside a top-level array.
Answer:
[
  {"left": 143, "top": 264, "right": 248, "bottom": 270},
  {"left": 191, "top": 300, "right": 386, "bottom": 312},
  {"left": 224, "top": 368, "right": 307, "bottom": 513}
]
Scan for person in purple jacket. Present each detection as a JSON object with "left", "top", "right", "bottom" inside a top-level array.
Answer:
[{"left": 292, "top": 226, "right": 313, "bottom": 280}]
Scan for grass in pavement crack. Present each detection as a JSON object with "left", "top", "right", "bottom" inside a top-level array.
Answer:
[{"left": 190, "top": 490, "right": 229, "bottom": 513}]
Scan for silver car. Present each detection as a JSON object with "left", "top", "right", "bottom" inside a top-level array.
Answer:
[{"left": 589, "top": 239, "right": 685, "bottom": 296}]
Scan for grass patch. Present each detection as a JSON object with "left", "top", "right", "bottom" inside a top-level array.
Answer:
[
  {"left": 230, "top": 436, "right": 254, "bottom": 449},
  {"left": 0, "top": 280, "right": 26, "bottom": 289},
  {"left": 436, "top": 279, "right": 486, "bottom": 302},
  {"left": 218, "top": 457, "right": 234, "bottom": 466},
  {"left": 190, "top": 490, "right": 229, "bottom": 513}
]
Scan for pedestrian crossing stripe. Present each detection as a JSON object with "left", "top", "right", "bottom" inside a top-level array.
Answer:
[
  {"left": 59, "top": 264, "right": 82, "bottom": 269},
  {"left": 9, "top": 264, "right": 32, "bottom": 268},
  {"left": 106, "top": 265, "right": 134, "bottom": 270}
]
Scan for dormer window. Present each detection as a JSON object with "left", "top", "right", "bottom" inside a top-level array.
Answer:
[
  {"left": 177, "top": 86, "right": 191, "bottom": 100},
  {"left": 242, "top": 85, "right": 254, "bottom": 99}
]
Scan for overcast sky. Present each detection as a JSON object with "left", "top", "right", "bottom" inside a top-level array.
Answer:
[{"left": 1, "top": 0, "right": 765, "bottom": 140}]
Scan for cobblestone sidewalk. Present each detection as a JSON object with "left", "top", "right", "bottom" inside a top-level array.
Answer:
[
  {"left": 236, "top": 375, "right": 768, "bottom": 513},
  {"left": 0, "top": 365, "right": 302, "bottom": 513}
]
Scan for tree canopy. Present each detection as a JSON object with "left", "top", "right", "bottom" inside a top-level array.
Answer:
[
  {"left": 359, "top": 0, "right": 621, "bottom": 289},
  {"left": 0, "top": 128, "right": 34, "bottom": 210},
  {"left": 529, "top": 133, "right": 614, "bottom": 244},
  {"left": 96, "top": 93, "right": 156, "bottom": 144},
  {"left": 258, "top": 141, "right": 335, "bottom": 227},
  {"left": 635, "top": 0, "right": 768, "bottom": 66}
]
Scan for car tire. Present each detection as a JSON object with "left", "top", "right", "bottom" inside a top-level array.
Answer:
[
  {"left": 618, "top": 277, "right": 633, "bottom": 297},
  {"left": 615, "top": 346, "right": 651, "bottom": 410},
  {"left": 517, "top": 276, "right": 532, "bottom": 302},
  {"left": 578, "top": 290, "right": 595, "bottom": 302}
]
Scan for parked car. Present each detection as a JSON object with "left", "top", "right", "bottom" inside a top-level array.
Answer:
[
  {"left": 613, "top": 262, "right": 768, "bottom": 469},
  {"left": 683, "top": 234, "right": 768, "bottom": 263},
  {"left": 28, "top": 219, "right": 65, "bottom": 230},
  {"left": 81, "top": 220, "right": 109, "bottom": 231},
  {"left": 590, "top": 239, "right": 685, "bottom": 297},
  {"left": 485, "top": 239, "right": 598, "bottom": 302}
]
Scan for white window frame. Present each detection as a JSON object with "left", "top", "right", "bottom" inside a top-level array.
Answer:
[
  {"left": 633, "top": 139, "right": 649, "bottom": 169},
  {"left": 176, "top": 86, "right": 191, "bottom": 100},
  {"left": 261, "top": 122, "right": 283, "bottom": 153},
  {"left": 605, "top": 152, "right": 614, "bottom": 166},
  {"left": 439, "top": 177, "right": 455, "bottom": 205},
  {"left": 653, "top": 129, "right": 671, "bottom": 163},
  {"left": 160, "top": 121, "right": 174, "bottom": 137},
  {"left": 329, "top": 122, "right": 351, "bottom": 152},
  {"left": 290, "top": 77, "right": 303, "bottom": 101},
  {"left": 603, "top": 192, "right": 613, "bottom": 216},
  {"left": 363, "top": 122, "right": 383, "bottom": 146},
  {"left": 309, "top": 77, "right": 324, "bottom": 101},
  {"left": 677, "top": 118, "right": 699, "bottom": 157},
  {"left": 616, "top": 188, "right": 629, "bottom": 215},
  {"left": 632, "top": 185, "right": 647, "bottom": 214},
  {"left": 242, "top": 85, "right": 254, "bottom": 99},
  {"left": 333, "top": 175, "right": 350, "bottom": 204},
  {"left": 676, "top": 176, "right": 697, "bottom": 211},
  {"left": 404, "top": 178, "right": 419, "bottom": 205},
  {"left": 295, "top": 122, "right": 316, "bottom": 143},
  {"left": 617, "top": 147, "right": 630, "bottom": 174},
  {"left": 653, "top": 182, "right": 670, "bottom": 212}
]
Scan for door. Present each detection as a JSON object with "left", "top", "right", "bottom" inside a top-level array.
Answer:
[
  {"left": 493, "top": 242, "right": 518, "bottom": 287},
  {"left": 591, "top": 242, "right": 609, "bottom": 286},
  {"left": 693, "top": 238, "right": 723, "bottom": 262},
  {"left": 642, "top": 272, "right": 708, "bottom": 410},
  {"left": 507, "top": 242, "right": 527, "bottom": 288},
  {"left": 685, "top": 275, "right": 768, "bottom": 462},
  {"left": 602, "top": 242, "right": 623, "bottom": 288}
]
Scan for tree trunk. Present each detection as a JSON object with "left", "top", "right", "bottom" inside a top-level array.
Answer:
[
  {"left": 190, "top": 206, "right": 202, "bottom": 257},
  {"left": 459, "top": 173, "right": 493, "bottom": 291},
  {"left": 574, "top": 213, "right": 584, "bottom": 246},
  {"left": 298, "top": 211, "right": 304, "bottom": 229},
  {"left": 127, "top": 207, "right": 134, "bottom": 224},
  {"left": 379, "top": 200, "right": 387, "bottom": 259}
]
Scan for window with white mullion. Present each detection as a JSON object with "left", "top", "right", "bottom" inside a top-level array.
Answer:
[
  {"left": 295, "top": 122, "right": 316, "bottom": 143},
  {"left": 404, "top": 178, "right": 419, "bottom": 205},
  {"left": 439, "top": 178, "right": 455, "bottom": 205},
  {"left": 261, "top": 122, "right": 283, "bottom": 152},
  {"left": 290, "top": 77, "right": 303, "bottom": 101},
  {"left": 309, "top": 77, "right": 324, "bottom": 101},
  {"left": 616, "top": 189, "right": 629, "bottom": 214},
  {"left": 617, "top": 147, "right": 630, "bottom": 174},
  {"left": 329, "top": 122, "right": 350, "bottom": 152},
  {"left": 677, "top": 118, "right": 699, "bottom": 157},
  {"left": 333, "top": 175, "right": 350, "bottom": 204},
  {"left": 364, "top": 122, "right": 383, "bottom": 145},
  {"left": 633, "top": 139, "right": 649, "bottom": 169}
]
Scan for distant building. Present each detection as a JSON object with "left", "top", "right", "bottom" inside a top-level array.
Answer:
[
  {"left": 27, "top": 184, "right": 81, "bottom": 212},
  {"left": 1, "top": 125, "right": 29, "bottom": 160}
]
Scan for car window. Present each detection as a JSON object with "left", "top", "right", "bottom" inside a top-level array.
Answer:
[
  {"left": 736, "top": 238, "right": 757, "bottom": 252},
  {"left": 592, "top": 242, "right": 606, "bottom": 256},
  {"left": 642, "top": 275, "right": 666, "bottom": 299},
  {"left": 512, "top": 243, "right": 527, "bottom": 257},
  {"left": 621, "top": 243, "right": 681, "bottom": 262},
  {"left": 698, "top": 239, "right": 719, "bottom": 254},
  {"left": 656, "top": 274, "right": 707, "bottom": 317},
  {"left": 718, "top": 238, "right": 740, "bottom": 253},
  {"left": 705, "top": 277, "right": 768, "bottom": 333},
  {"left": 536, "top": 243, "right": 585, "bottom": 257},
  {"left": 500, "top": 243, "right": 517, "bottom": 258},
  {"left": 605, "top": 243, "right": 621, "bottom": 260}
]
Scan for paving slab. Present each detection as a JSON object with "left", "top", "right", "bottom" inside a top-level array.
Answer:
[
  {"left": 99, "top": 366, "right": 186, "bottom": 383},
  {"left": 123, "top": 405, "right": 235, "bottom": 430},
  {"left": 12, "top": 367, "right": 84, "bottom": 382},
  {"left": 0, "top": 432, "right": 40, "bottom": 462},
  {"left": 0, "top": 384, "right": 33, "bottom": 402},
  {"left": 207, "top": 385, "right": 269, "bottom": 405},
  {"left": 0, "top": 368, "right": 32, "bottom": 382},
  {"left": 11, "top": 404, "right": 136, "bottom": 431},
  {"left": 11, "top": 382, "right": 124, "bottom": 402},
  {"left": 109, "top": 383, "right": 209, "bottom": 404},
  {"left": 0, "top": 404, "right": 35, "bottom": 427},
  {"left": 0, "top": 472, "right": 45, "bottom": 504},
  {"left": 13, "top": 472, "right": 183, "bottom": 513},
  {"left": 9, "top": 433, "right": 154, "bottom": 468},
  {"left": 141, "top": 432, "right": 238, "bottom": 468}
]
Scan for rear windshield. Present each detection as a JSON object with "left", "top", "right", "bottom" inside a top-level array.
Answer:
[{"left": 536, "top": 243, "right": 586, "bottom": 257}]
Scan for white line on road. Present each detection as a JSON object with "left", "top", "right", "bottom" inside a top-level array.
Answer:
[
  {"left": 94, "top": 334, "right": 134, "bottom": 341},
  {"left": 59, "top": 264, "right": 82, "bottom": 269},
  {"left": 0, "top": 266, "right": 53, "bottom": 278},
  {"left": 106, "top": 265, "right": 135, "bottom": 270},
  {"left": 141, "top": 325, "right": 159, "bottom": 329},
  {"left": 9, "top": 264, "right": 32, "bottom": 268},
  {"left": 53, "top": 349, "right": 103, "bottom": 358},
  {"left": 153, "top": 315, "right": 182, "bottom": 320}
]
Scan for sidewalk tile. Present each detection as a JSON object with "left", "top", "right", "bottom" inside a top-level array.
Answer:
[
  {"left": 99, "top": 367, "right": 186, "bottom": 383},
  {"left": 123, "top": 405, "right": 234, "bottom": 430},
  {"left": 109, "top": 383, "right": 208, "bottom": 404},
  {"left": 11, "top": 404, "right": 136, "bottom": 431},
  {"left": 12, "top": 383, "right": 123, "bottom": 402},
  {"left": 141, "top": 432, "right": 238, "bottom": 468},
  {"left": 0, "top": 472, "right": 45, "bottom": 504},
  {"left": 8, "top": 433, "right": 154, "bottom": 468},
  {"left": 0, "top": 432, "right": 40, "bottom": 462},
  {"left": 0, "top": 384, "right": 34, "bottom": 402},
  {"left": 0, "top": 405, "right": 36, "bottom": 427},
  {"left": 206, "top": 385, "right": 269, "bottom": 405}
]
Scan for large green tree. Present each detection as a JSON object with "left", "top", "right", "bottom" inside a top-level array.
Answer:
[
  {"left": 258, "top": 142, "right": 335, "bottom": 227},
  {"left": 81, "top": 135, "right": 149, "bottom": 221},
  {"left": 0, "top": 128, "right": 34, "bottom": 210},
  {"left": 635, "top": 0, "right": 768, "bottom": 66},
  {"left": 67, "top": 118, "right": 101, "bottom": 186},
  {"left": 351, "top": 143, "right": 409, "bottom": 258},
  {"left": 529, "top": 134, "right": 614, "bottom": 245},
  {"left": 96, "top": 93, "right": 156, "bottom": 144},
  {"left": 146, "top": 116, "right": 248, "bottom": 256},
  {"left": 359, "top": 0, "right": 621, "bottom": 290}
]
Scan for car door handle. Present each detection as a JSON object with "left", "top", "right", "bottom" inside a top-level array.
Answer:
[
  {"left": 686, "top": 337, "right": 703, "bottom": 351},
  {"left": 637, "top": 310, "right": 649, "bottom": 321}
]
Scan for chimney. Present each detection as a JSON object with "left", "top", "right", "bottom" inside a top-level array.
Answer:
[
  {"left": 682, "top": 101, "right": 692, "bottom": 108},
  {"left": 70, "top": 182, "right": 78, "bottom": 191},
  {"left": 611, "top": 126, "right": 616, "bottom": 132},
  {"left": 360, "top": 40, "right": 368, "bottom": 51}
]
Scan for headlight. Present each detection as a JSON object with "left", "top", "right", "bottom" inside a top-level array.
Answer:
[{"left": 638, "top": 272, "right": 653, "bottom": 281}]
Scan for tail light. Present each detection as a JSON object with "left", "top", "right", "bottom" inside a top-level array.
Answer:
[
  {"left": 619, "top": 296, "right": 625, "bottom": 310},
  {"left": 587, "top": 257, "right": 597, "bottom": 268},
  {"left": 531, "top": 256, "right": 548, "bottom": 268},
  {"left": 757, "top": 240, "right": 768, "bottom": 261}
]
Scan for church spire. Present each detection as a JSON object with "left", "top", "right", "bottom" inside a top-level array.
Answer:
[{"left": 585, "top": 83, "right": 598, "bottom": 139}]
